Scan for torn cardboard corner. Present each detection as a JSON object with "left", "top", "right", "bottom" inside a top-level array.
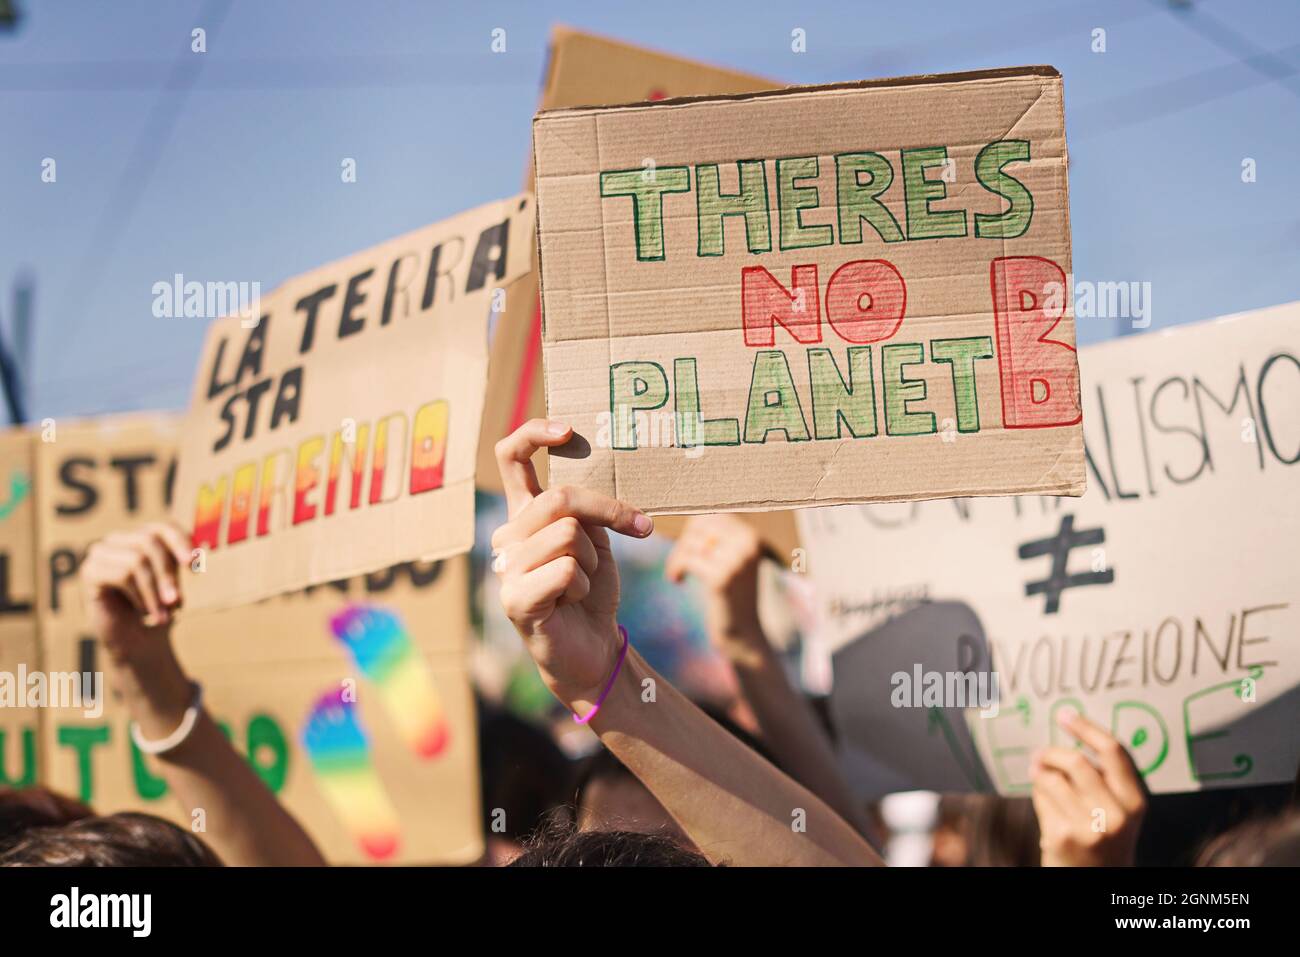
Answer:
[
  {"left": 173, "top": 194, "right": 534, "bottom": 610},
  {"left": 533, "top": 66, "right": 1084, "bottom": 515}
]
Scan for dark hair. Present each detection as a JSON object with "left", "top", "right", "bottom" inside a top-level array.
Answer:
[
  {"left": 477, "top": 697, "right": 577, "bottom": 840},
  {"left": 0, "top": 787, "right": 94, "bottom": 853},
  {"left": 509, "top": 820, "right": 712, "bottom": 867},
  {"left": 0, "top": 812, "right": 223, "bottom": 867},
  {"left": 1197, "top": 809, "right": 1300, "bottom": 866}
]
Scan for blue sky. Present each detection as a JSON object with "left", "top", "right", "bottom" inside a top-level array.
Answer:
[{"left": 2, "top": 0, "right": 1298, "bottom": 420}]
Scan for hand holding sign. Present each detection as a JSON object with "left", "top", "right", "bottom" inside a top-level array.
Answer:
[
  {"left": 1031, "top": 711, "right": 1147, "bottom": 867},
  {"left": 491, "top": 419, "right": 653, "bottom": 712}
]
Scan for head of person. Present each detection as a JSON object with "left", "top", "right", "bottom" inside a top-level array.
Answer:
[
  {"left": 0, "top": 786, "right": 94, "bottom": 854},
  {"left": 1197, "top": 808, "right": 1300, "bottom": 866},
  {"left": 509, "top": 820, "right": 712, "bottom": 867},
  {"left": 573, "top": 746, "right": 683, "bottom": 838},
  {"left": 477, "top": 697, "right": 578, "bottom": 862},
  {"left": 0, "top": 812, "right": 223, "bottom": 867},
  {"left": 929, "top": 794, "right": 1040, "bottom": 867}
]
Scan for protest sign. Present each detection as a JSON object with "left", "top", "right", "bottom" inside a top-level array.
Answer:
[
  {"left": 478, "top": 26, "right": 775, "bottom": 494},
  {"left": 533, "top": 67, "right": 1084, "bottom": 515},
  {"left": 175, "top": 195, "right": 533, "bottom": 609},
  {"left": 477, "top": 28, "right": 802, "bottom": 556},
  {"left": 35, "top": 414, "right": 481, "bottom": 864},
  {"left": 797, "top": 303, "right": 1300, "bottom": 796},
  {"left": 0, "top": 429, "right": 39, "bottom": 790}
]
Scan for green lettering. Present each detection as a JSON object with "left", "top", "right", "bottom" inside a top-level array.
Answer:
[
  {"left": 930, "top": 336, "right": 994, "bottom": 433},
  {"left": 808, "top": 347, "right": 878, "bottom": 439},
  {"left": 0, "top": 727, "right": 37, "bottom": 788},
  {"left": 609, "top": 361, "right": 669, "bottom": 450},
  {"left": 882, "top": 342, "right": 937, "bottom": 435},
  {"left": 56, "top": 724, "right": 111, "bottom": 803},
  {"left": 835, "top": 153, "right": 903, "bottom": 244},
  {"left": 599, "top": 167, "right": 691, "bottom": 261},
  {"left": 695, "top": 161, "right": 771, "bottom": 256},
  {"left": 673, "top": 358, "right": 741, "bottom": 446},
  {"left": 974, "top": 139, "right": 1033, "bottom": 239},
  {"left": 901, "top": 147, "right": 967, "bottom": 240},
  {"left": 744, "top": 350, "right": 810, "bottom": 443},
  {"left": 776, "top": 157, "right": 833, "bottom": 249}
]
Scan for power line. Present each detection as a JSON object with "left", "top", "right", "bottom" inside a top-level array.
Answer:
[
  {"left": 1071, "top": 39, "right": 1300, "bottom": 138},
  {"left": 52, "top": 0, "right": 232, "bottom": 353},
  {"left": 1155, "top": 0, "right": 1300, "bottom": 100}
]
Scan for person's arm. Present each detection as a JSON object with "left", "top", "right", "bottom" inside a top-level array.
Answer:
[
  {"left": 664, "top": 514, "right": 874, "bottom": 839},
  {"left": 491, "top": 420, "right": 882, "bottom": 866},
  {"left": 1030, "top": 711, "right": 1147, "bottom": 866},
  {"left": 81, "top": 524, "right": 326, "bottom": 867}
]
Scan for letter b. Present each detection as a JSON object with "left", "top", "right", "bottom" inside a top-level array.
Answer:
[{"left": 990, "top": 256, "right": 1081, "bottom": 428}]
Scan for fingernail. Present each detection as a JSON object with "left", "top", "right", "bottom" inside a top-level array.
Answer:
[
  {"left": 1056, "top": 709, "right": 1077, "bottom": 727},
  {"left": 546, "top": 421, "right": 570, "bottom": 438},
  {"left": 491, "top": 549, "right": 507, "bottom": 574},
  {"left": 633, "top": 513, "right": 653, "bottom": 536},
  {"left": 161, "top": 582, "right": 177, "bottom": 604}
]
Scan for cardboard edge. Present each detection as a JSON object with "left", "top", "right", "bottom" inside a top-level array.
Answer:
[
  {"left": 540, "top": 24, "right": 777, "bottom": 113},
  {"left": 533, "top": 64, "right": 1062, "bottom": 120}
]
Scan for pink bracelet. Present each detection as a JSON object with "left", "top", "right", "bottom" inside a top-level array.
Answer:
[{"left": 573, "top": 625, "right": 630, "bottom": 724}]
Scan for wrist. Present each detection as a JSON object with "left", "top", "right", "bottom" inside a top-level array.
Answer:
[
  {"left": 109, "top": 648, "right": 193, "bottom": 737},
  {"left": 585, "top": 646, "right": 648, "bottom": 734},
  {"left": 563, "top": 624, "right": 631, "bottom": 723}
]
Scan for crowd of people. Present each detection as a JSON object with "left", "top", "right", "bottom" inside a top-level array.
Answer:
[{"left": 1, "top": 419, "right": 1296, "bottom": 867}]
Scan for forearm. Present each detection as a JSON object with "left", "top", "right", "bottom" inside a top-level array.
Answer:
[
  {"left": 726, "top": 631, "right": 874, "bottom": 839},
  {"left": 587, "top": 647, "right": 881, "bottom": 867},
  {"left": 110, "top": 649, "right": 326, "bottom": 867}
]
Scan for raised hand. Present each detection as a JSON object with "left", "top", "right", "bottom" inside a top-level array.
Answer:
[
  {"left": 79, "top": 522, "right": 325, "bottom": 866},
  {"left": 664, "top": 513, "right": 764, "bottom": 665},
  {"left": 491, "top": 419, "right": 653, "bottom": 712},
  {"left": 1031, "top": 711, "right": 1148, "bottom": 866},
  {"left": 80, "top": 522, "right": 190, "bottom": 667}
]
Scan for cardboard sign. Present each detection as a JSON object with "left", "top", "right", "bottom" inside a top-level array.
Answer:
[
  {"left": 35, "top": 415, "right": 481, "bottom": 864},
  {"left": 477, "top": 26, "right": 776, "bottom": 494},
  {"left": 0, "top": 429, "right": 39, "bottom": 790},
  {"left": 477, "top": 28, "right": 802, "bottom": 556},
  {"left": 533, "top": 67, "right": 1084, "bottom": 514},
  {"left": 175, "top": 195, "right": 533, "bottom": 609},
  {"left": 797, "top": 303, "right": 1300, "bottom": 796}
]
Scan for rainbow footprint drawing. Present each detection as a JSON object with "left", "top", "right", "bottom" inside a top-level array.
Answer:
[
  {"left": 330, "top": 605, "right": 450, "bottom": 759},
  {"left": 300, "top": 689, "right": 401, "bottom": 861}
]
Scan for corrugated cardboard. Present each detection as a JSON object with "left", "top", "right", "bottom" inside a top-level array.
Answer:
[
  {"left": 174, "top": 195, "right": 533, "bottom": 609},
  {"left": 478, "top": 26, "right": 776, "bottom": 493},
  {"left": 478, "top": 26, "right": 800, "bottom": 554},
  {"left": 533, "top": 67, "right": 1085, "bottom": 514},
  {"left": 798, "top": 302, "right": 1300, "bottom": 796},
  {"left": 35, "top": 414, "right": 481, "bottom": 864},
  {"left": 0, "top": 429, "right": 40, "bottom": 790}
]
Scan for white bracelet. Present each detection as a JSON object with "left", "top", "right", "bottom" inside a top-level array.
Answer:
[{"left": 130, "top": 681, "right": 204, "bottom": 755}]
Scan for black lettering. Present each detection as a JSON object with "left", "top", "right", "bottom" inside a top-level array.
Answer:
[{"left": 338, "top": 269, "right": 374, "bottom": 339}]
